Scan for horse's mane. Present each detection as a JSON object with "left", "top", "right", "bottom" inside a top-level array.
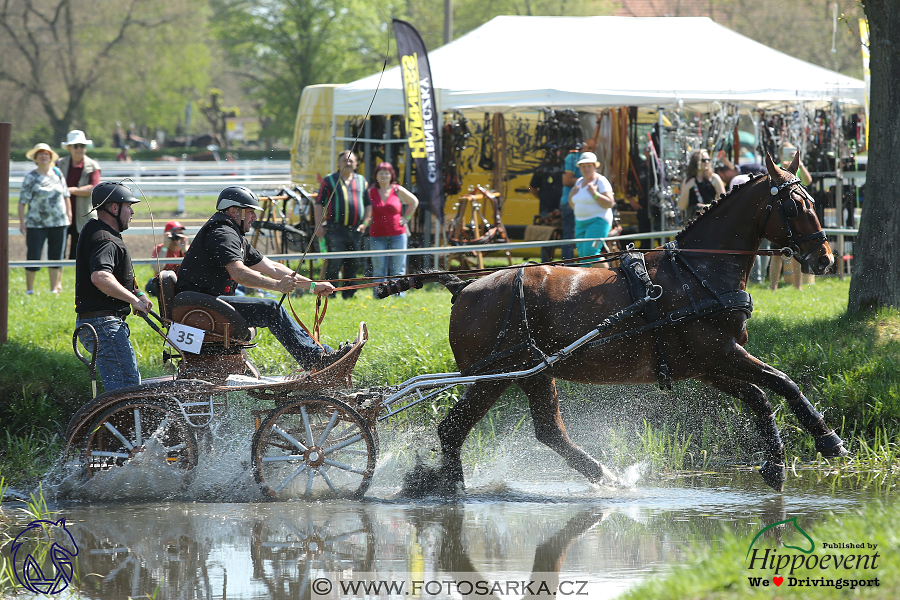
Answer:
[{"left": 675, "top": 172, "right": 768, "bottom": 242}]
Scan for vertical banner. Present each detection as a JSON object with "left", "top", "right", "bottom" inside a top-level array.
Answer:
[
  {"left": 393, "top": 19, "right": 443, "bottom": 219},
  {"left": 859, "top": 18, "right": 870, "bottom": 152}
]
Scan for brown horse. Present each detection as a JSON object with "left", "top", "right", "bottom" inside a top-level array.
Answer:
[{"left": 413, "top": 153, "right": 844, "bottom": 494}]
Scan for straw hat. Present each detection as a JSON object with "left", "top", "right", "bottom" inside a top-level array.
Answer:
[
  {"left": 63, "top": 130, "right": 92, "bottom": 146},
  {"left": 25, "top": 143, "right": 60, "bottom": 163}
]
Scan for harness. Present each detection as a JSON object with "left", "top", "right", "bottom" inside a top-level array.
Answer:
[{"left": 759, "top": 176, "right": 828, "bottom": 269}]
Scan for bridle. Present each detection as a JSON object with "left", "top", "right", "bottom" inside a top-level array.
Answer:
[{"left": 759, "top": 176, "right": 827, "bottom": 270}]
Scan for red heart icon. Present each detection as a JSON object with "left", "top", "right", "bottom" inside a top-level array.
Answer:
[{"left": 773, "top": 576, "right": 783, "bottom": 586}]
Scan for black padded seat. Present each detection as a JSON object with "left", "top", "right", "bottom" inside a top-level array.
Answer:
[{"left": 172, "top": 292, "right": 253, "bottom": 342}]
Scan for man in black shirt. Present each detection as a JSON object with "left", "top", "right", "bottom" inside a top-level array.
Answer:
[
  {"left": 75, "top": 181, "right": 152, "bottom": 392},
  {"left": 176, "top": 186, "right": 351, "bottom": 371}
]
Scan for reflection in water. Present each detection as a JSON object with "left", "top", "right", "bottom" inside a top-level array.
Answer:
[{"left": 2, "top": 469, "right": 890, "bottom": 600}]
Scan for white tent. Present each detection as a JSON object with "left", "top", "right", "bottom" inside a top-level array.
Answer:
[{"left": 333, "top": 16, "right": 866, "bottom": 115}]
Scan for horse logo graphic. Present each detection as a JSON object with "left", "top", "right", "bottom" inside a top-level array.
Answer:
[
  {"left": 11, "top": 518, "right": 79, "bottom": 594},
  {"left": 746, "top": 516, "right": 815, "bottom": 560}
]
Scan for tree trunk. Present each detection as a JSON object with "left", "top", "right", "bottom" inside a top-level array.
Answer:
[{"left": 849, "top": 0, "right": 900, "bottom": 311}]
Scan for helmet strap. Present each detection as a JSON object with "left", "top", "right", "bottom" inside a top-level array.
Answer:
[{"left": 102, "top": 203, "right": 125, "bottom": 231}]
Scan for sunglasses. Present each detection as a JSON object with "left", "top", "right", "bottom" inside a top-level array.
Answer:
[
  {"left": 700, "top": 158, "right": 710, "bottom": 163},
  {"left": 71, "top": 144, "right": 86, "bottom": 149}
]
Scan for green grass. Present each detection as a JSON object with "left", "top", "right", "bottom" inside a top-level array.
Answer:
[
  {"left": 620, "top": 499, "right": 900, "bottom": 600},
  {"left": 1, "top": 271, "right": 899, "bottom": 488}
]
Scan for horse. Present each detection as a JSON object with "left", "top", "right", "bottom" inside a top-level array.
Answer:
[{"left": 410, "top": 153, "right": 844, "bottom": 494}]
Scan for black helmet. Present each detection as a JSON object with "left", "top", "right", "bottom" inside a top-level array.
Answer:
[
  {"left": 216, "top": 186, "right": 263, "bottom": 212},
  {"left": 91, "top": 181, "right": 140, "bottom": 211}
]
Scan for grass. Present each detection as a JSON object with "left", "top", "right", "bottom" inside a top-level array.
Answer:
[
  {"left": 620, "top": 499, "right": 900, "bottom": 600},
  {"left": 1, "top": 270, "right": 899, "bottom": 488}
]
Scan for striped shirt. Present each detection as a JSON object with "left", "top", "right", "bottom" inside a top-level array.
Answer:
[{"left": 317, "top": 172, "right": 368, "bottom": 227}]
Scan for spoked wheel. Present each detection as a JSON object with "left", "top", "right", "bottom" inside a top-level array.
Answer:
[
  {"left": 84, "top": 399, "right": 198, "bottom": 477},
  {"left": 252, "top": 396, "right": 377, "bottom": 500}
]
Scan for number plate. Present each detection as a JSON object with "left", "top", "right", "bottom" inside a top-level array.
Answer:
[{"left": 168, "top": 323, "right": 205, "bottom": 354}]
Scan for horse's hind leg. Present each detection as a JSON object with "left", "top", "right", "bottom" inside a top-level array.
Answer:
[
  {"left": 701, "top": 375, "right": 786, "bottom": 491},
  {"left": 437, "top": 380, "right": 511, "bottom": 491},
  {"left": 518, "top": 375, "right": 619, "bottom": 486},
  {"left": 717, "top": 346, "right": 848, "bottom": 458}
]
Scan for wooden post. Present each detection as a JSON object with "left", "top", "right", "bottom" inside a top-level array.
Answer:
[{"left": 0, "top": 123, "right": 10, "bottom": 345}]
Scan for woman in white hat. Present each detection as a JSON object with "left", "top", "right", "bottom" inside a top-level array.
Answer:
[
  {"left": 568, "top": 151, "right": 615, "bottom": 257},
  {"left": 18, "top": 143, "right": 72, "bottom": 294}
]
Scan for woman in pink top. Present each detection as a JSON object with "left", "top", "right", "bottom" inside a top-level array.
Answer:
[{"left": 358, "top": 162, "right": 419, "bottom": 295}]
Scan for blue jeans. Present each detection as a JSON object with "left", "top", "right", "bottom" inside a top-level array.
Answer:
[
  {"left": 751, "top": 239, "right": 771, "bottom": 284},
  {"left": 76, "top": 316, "right": 141, "bottom": 392},
  {"left": 575, "top": 217, "right": 611, "bottom": 257},
  {"left": 221, "top": 296, "right": 331, "bottom": 369},
  {"left": 324, "top": 225, "right": 364, "bottom": 299},
  {"left": 369, "top": 234, "right": 407, "bottom": 280},
  {"left": 559, "top": 203, "right": 576, "bottom": 260}
]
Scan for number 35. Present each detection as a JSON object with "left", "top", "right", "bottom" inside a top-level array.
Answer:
[{"left": 176, "top": 331, "right": 194, "bottom": 344}]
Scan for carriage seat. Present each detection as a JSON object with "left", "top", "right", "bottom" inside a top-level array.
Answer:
[{"left": 157, "top": 270, "right": 254, "bottom": 345}]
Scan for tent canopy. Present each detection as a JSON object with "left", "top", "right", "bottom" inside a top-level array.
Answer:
[{"left": 334, "top": 16, "right": 866, "bottom": 115}]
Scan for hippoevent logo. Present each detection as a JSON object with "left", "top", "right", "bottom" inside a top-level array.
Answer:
[
  {"left": 745, "top": 517, "right": 881, "bottom": 590},
  {"left": 400, "top": 53, "right": 438, "bottom": 183},
  {"left": 10, "top": 519, "right": 79, "bottom": 594}
]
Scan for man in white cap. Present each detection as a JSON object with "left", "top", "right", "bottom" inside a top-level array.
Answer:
[{"left": 57, "top": 130, "right": 101, "bottom": 258}]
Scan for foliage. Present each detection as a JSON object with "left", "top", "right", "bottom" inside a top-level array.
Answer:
[
  {"left": 210, "top": 0, "right": 397, "bottom": 140},
  {"left": 0, "top": 0, "right": 211, "bottom": 147}
]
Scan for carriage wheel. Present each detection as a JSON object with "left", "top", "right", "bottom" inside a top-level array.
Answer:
[
  {"left": 252, "top": 396, "right": 377, "bottom": 500},
  {"left": 83, "top": 399, "right": 198, "bottom": 477}
]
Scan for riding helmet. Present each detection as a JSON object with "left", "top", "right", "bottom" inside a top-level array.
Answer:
[
  {"left": 91, "top": 181, "right": 141, "bottom": 211},
  {"left": 216, "top": 186, "right": 263, "bottom": 212}
]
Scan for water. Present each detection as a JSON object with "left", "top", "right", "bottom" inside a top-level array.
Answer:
[
  {"left": 4, "top": 461, "right": 894, "bottom": 599},
  {"left": 4, "top": 404, "right": 896, "bottom": 599}
]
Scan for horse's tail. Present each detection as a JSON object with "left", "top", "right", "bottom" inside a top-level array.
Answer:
[{"left": 373, "top": 270, "right": 474, "bottom": 303}]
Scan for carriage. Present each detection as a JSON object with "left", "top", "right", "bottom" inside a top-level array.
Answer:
[{"left": 63, "top": 154, "right": 848, "bottom": 499}]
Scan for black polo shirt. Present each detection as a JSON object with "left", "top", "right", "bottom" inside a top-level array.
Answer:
[
  {"left": 75, "top": 218, "right": 135, "bottom": 316},
  {"left": 175, "top": 212, "right": 263, "bottom": 296}
]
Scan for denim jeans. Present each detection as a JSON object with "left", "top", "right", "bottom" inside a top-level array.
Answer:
[
  {"left": 750, "top": 239, "right": 771, "bottom": 283},
  {"left": 221, "top": 296, "right": 331, "bottom": 370},
  {"left": 559, "top": 203, "right": 576, "bottom": 260},
  {"left": 76, "top": 315, "right": 141, "bottom": 392},
  {"left": 575, "top": 217, "right": 611, "bottom": 258},
  {"left": 369, "top": 233, "right": 408, "bottom": 297},
  {"left": 324, "top": 225, "right": 364, "bottom": 299}
]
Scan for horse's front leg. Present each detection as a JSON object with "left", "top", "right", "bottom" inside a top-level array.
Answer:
[
  {"left": 436, "top": 379, "right": 511, "bottom": 491},
  {"left": 700, "top": 375, "right": 786, "bottom": 491},
  {"left": 716, "top": 345, "right": 848, "bottom": 459},
  {"left": 518, "top": 375, "right": 619, "bottom": 486}
]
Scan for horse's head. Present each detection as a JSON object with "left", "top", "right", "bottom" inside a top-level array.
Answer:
[{"left": 760, "top": 152, "right": 834, "bottom": 275}]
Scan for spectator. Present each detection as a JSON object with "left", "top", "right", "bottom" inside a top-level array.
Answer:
[
  {"left": 715, "top": 158, "right": 767, "bottom": 191},
  {"left": 568, "top": 152, "right": 615, "bottom": 258},
  {"left": 18, "top": 143, "right": 72, "bottom": 295},
  {"left": 74, "top": 182, "right": 150, "bottom": 391},
  {"left": 679, "top": 150, "right": 725, "bottom": 219},
  {"left": 529, "top": 146, "right": 564, "bottom": 262},
  {"left": 769, "top": 145, "right": 814, "bottom": 291},
  {"left": 315, "top": 150, "right": 367, "bottom": 299},
  {"left": 151, "top": 221, "right": 190, "bottom": 275},
  {"left": 359, "top": 162, "right": 419, "bottom": 297},
  {"left": 57, "top": 130, "right": 101, "bottom": 259},
  {"left": 117, "top": 145, "right": 133, "bottom": 162}
]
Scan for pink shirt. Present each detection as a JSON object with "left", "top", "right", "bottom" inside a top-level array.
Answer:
[{"left": 368, "top": 185, "right": 407, "bottom": 237}]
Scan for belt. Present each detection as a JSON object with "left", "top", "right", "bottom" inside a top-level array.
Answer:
[{"left": 78, "top": 310, "right": 126, "bottom": 319}]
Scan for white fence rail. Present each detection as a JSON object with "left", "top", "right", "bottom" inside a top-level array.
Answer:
[{"left": 8, "top": 160, "right": 294, "bottom": 209}]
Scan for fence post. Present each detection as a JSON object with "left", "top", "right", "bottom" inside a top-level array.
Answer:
[{"left": 1, "top": 122, "right": 11, "bottom": 345}]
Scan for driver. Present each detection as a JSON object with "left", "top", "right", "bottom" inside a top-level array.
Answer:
[
  {"left": 75, "top": 181, "right": 151, "bottom": 392},
  {"left": 175, "top": 186, "right": 351, "bottom": 371}
]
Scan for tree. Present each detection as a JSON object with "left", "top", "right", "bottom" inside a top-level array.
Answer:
[
  {"left": 0, "top": 0, "right": 210, "bottom": 145},
  {"left": 848, "top": 0, "right": 900, "bottom": 311},
  {"left": 210, "top": 0, "right": 395, "bottom": 140}
]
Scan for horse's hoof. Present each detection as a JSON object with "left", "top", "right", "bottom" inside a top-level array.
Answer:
[
  {"left": 401, "top": 461, "right": 464, "bottom": 498},
  {"left": 759, "top": 461, "right": 786, "bottom": 492},
  {"left": 815, "top": 432, "right": 849, "bottom": 457}
]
